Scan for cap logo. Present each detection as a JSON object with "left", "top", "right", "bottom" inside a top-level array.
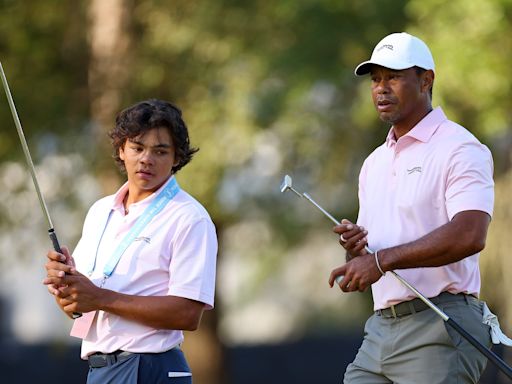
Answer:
[{"left": 377, "top": 44, "right": 393, "bottom": 52}]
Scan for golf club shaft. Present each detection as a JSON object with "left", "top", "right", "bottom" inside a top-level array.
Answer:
[
  {"left": 448, "top": 317, "right": 512, "bottom": 378},
  {"left": 0, "top": 62, "right": 54, "bottom": 231},
  {"left": 1, "top": 62, "right": 81, "bottom": 319},
  {"left": 302, "top": 193, "right": 340, "bottom": 225},
  {"left": 389, "top": 264, "right": 511, "bottom": 378},
  {"left": 288, "top": 183, "right": 512, "bottom": 378},
  {"left": 297, "top": 189, "right": 451, "bottom": 320},
  {"left": 298, "top": 192, "right": 346, "bottom": 284}
]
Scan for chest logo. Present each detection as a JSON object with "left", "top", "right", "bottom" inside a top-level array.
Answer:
[
  {"left": 407, "top": 166, "right": 422, "bottom": 175},
  {"left": 134, "top": 236, "right": 151, "bottom": 244}
]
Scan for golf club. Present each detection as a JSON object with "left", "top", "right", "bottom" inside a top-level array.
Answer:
[
  {"left": 0, "top": 61, "right": 81, "bottom": 319},
  {"left": 280, "top": 174, "right": 512, "bottom": 379},
  {"left": 280, "top": 174, "right": 340, "bottom": 225}
]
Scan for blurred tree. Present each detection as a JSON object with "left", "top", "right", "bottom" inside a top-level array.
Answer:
[
  {"left": 0, "top": 1, "right": 410, "bottom": 381},
  {"left": 0, "top": 0, "right": 94, "bottom": 254},
  {"left": 0, "top": 0, "right": 90, "bottom": 163},
  {"left": 87, "top": 0, "right": 133, "bottom": 190},
  {"left": 482, "top": 170, "right": 512, "bottom": 334},
  {"left": 406, "top": 0, "right": 512, "bottom": 338},
  {"left": 406, "top": 0, "right": 512, "bottom": 172},
  {"left": 4, "top": 0, "right": 512, "bottom": 382}
]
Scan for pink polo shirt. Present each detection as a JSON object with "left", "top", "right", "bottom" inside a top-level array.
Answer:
[
  {"left": 357, "top": 107, "right": 494, "bottom": 310},
  {"left": 72, "top": 176, "right": 217, "bottom": 358}
]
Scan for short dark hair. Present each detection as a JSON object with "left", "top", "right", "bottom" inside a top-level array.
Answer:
[{"left": 109, "top": 99, "right": 198, "bottom": 174}]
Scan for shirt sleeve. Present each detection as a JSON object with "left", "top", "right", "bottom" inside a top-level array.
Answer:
[
  {"left": 167, "top": 217, "right": 218, "bottom": 309},
  {"left": 72, "top": 205, "right": 97, "bottom": 274},
  {"left": 356, "top": 157, "right": 369, "bottom": 227},
  {"left": 445, "top": 141, "right": 494, "bottom": 220}
]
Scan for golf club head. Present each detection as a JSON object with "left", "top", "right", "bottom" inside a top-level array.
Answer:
[{"left": 280, "top": 174, "right": 293, "bottom": 193}]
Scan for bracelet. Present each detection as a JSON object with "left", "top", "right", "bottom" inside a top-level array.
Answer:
[{"left": 374, "top": 251, "right": 385, "bottom": 276}]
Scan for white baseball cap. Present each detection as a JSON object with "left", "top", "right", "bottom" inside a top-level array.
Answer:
[{"left": 354, "top": 32, "right": 435, "bottom": 76}]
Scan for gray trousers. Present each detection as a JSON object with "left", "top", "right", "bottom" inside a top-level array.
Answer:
[{"left": 344, "top": 294, "right": 491, "bottom": 384}]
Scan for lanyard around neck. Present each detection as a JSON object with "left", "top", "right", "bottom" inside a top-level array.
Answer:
[{"left": 87, "top": 177, "right": 180, "bottom": 283}]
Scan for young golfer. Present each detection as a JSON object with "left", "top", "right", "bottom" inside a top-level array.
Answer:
[
  {"left": 329, "top": 32, "right": 494, "bottom": 383},
  {"left": 43, "top": 99, "right": 217, "bottom": 383}
]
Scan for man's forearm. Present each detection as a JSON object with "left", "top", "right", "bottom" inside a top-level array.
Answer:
[
  {"left": 377, "top": 210, "right": 490, "bottom": 272},
  {"left": 97, "top": 290, "right": 204, "bottom": 331}
]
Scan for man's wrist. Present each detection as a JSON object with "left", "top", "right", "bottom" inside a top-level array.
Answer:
[
  {"left": 374, "top": 251, "right": 386, "bottom": 275},
  {"left": 377, "top": 248, "right": 393, "bottom": 272},
  {"left": 346, "top": 251, "right": 357, "bottom": 262}
]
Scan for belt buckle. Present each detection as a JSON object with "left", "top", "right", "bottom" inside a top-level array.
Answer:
[{"left": 89, "top": 354, "right": 108, "bottom": 368}]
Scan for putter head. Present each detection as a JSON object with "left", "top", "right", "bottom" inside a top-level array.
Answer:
[{"left": 280, "top": 174, "right": 293, "bottom": 193}]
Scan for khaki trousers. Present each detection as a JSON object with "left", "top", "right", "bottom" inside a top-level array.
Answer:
[{"left": 344, "top": 294, "right": 491, "bottom": 384}]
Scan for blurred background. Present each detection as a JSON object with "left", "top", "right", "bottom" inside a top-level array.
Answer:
[{"left": 1, "top": 0, "right": 511, "bottom": 383}]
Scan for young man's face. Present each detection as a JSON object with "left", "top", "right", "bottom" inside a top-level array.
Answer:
[
  {"left": 119, "top": 127, "right": 178, "bottom": 200},
  {"left": 370, "top": 66, "right": 433, "bottom": 135}
]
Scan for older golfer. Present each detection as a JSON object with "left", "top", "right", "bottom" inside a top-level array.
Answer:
[
  {"left": 329, "top": 32, "right": 494, "bottom": 383},
  {"left": 43, "top": 99, "right": 217, "bottom": 383}
]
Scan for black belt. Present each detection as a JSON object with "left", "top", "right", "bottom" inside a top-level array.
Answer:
[
  {"left": 88, "top": 350, "right": 134, "bottom": 368},
  {"left": 375, "top": 292, "right": 473, "bottom": 319}
]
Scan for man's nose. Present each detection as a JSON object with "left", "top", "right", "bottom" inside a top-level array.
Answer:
[
  {"left": 140, "top": 150, "right": 154, "bottom": 164},
  {"left": 374, "top": 79, "right": 390, "bottom": 94}
]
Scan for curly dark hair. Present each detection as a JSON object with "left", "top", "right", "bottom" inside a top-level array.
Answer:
[{"left": 109, "top": 99, "right": 199, "bottom": 174}]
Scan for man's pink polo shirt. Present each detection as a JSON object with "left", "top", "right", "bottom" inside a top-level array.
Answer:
[
  {"left": 72, "top": 176, "right": 217, "bottom": 358},
  {"left": 357, "top": 107, "right": 494, "bottom": 310}
]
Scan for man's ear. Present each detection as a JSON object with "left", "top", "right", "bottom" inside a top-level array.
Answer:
[
  {"left": 119, "top": 143, "right": 126, "bottom": 161},
  {"left": 421, "top": 69, "right": 435, "bottom": 93}
]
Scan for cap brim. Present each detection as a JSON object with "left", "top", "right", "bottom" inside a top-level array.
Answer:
[{"left": 354, "top": 59, "right": 414, "bottom": 76}]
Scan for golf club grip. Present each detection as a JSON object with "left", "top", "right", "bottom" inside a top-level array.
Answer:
[
  {"left": 48, "top": 229, "right": 83, "bottom": 319},
  {"left": 49, "top": 228, "right": 62, "bottom": 254},
  {"left": 446, "top": 318, "right": 512, "bottom": 379}
]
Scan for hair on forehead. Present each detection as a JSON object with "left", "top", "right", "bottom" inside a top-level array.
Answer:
[{"left": 128, "top": 128, "right": 173, "bottom": 146}]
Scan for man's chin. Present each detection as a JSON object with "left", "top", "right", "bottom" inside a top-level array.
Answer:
[{"left": 378, "top": 112, "right": 398, "bottom": 124}]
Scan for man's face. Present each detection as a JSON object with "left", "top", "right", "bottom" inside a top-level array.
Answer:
[
  {"left": 119, "top": 127, "right": 178, "bottom": 200},
  {"left": 370, "top": 66, "right": 432, "bottom": 131}
]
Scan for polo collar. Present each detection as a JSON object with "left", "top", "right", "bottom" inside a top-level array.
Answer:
[
  {"left": 111, "top": 175, "right": 176, "bottom": 213},
  {"left": 385, "top": 107, "right": 447, "bottom": 147}
]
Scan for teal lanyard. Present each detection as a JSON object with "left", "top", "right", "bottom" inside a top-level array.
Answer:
[{"left": 87, "top": 177, "right": 180, "bottom": 285}]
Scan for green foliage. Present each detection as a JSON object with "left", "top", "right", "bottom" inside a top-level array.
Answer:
[
  {"left": 1, "top": 0, "right": 411, "bottom": 225},
  {"left": 0, "top": 1, "right": 91, "bottom": 163},
  {"left": 2, "top": 0, "right": 512, "bottom": 341},
  {"left": 406, "top": 0, "right": 512, "bottom": 171},
  {"left": 398, "top": 0, "right": 512, "bottom": 329},
  {"left": 128, "top": 0, "right": 411, "bottom": 226}
]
